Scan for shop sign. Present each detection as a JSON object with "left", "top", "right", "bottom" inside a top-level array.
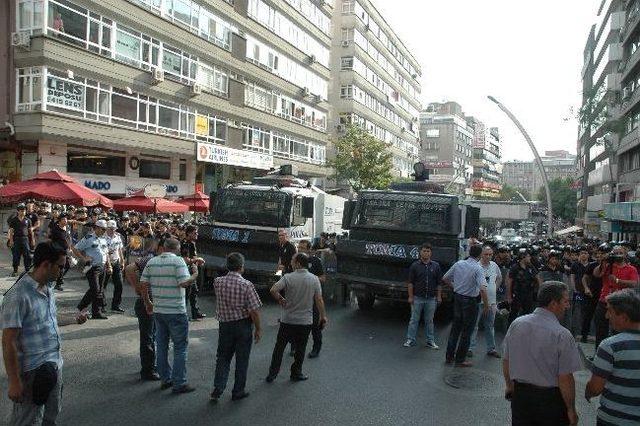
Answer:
[
  {"left": 196, "top": 142, "right": 273, "bottom": 170},
  {"left": 47, "top": 77, "right": 84, "bottom": 110},
  {"left": 84, "top": 180, "right": 111, "bottom": 191},
  {"left": 195, "top": 115, "right": 209, "bottom": 136},
  {"left": 424, "top": 161, "right": 453, "bottom": 169}
]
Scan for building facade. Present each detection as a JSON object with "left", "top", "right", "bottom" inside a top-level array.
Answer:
[
  {"left": 332, "top": 0, "right": 422, "bottom": 178},
  {"left": 2, "top": 0, "right": 333, "bottom": 197},
  {"left": 502, "top": 150, "right": 577, "bottom": 199},
  {"left": 471, "top": 125, "right": 502, "bottom": 198}
]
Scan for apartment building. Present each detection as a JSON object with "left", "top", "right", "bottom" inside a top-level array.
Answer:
[
  {"left": 502, "top": 150, "right": 577, "bottom": 199},
  {"left": 1, "top": 0, "right": 333, "bottom": 196},
  {"left": 471, "top": 125, "right": 502, "bottom": 199},
  {"left": 332, "top": 0, "right": 422, "bottom": 178}
]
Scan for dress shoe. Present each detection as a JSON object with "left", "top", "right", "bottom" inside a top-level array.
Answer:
[
  {"left": 487, "top": 350, "right": 501, "bottom": 359},
  {"left": 445, "top": 357, "right": 454, "bottom": 365},
  {"left": 308, "top": 351, "right": 320, "bottom": 359},
  {"left": 455, "top": 361, "right": 473, "bottom": 368},
  {"left": 111, "top": 306, "right": 125, "bottom": 313},
  {"left": 209, "top": 391, "right": 221, "bottom": 403},
  {"left": 231, "top": 391, "right": 250, "bottom": 401},
  {"left": 265, "top": 374, "right": 277, "bottom": 383},
  {"left": 160, "top": 382, "right": 173, "bottom": 390},
  {"left": 141, "top": 372, "right": 161, "bottom": 381},
  {"left": 91, "top": 313, "right": 109, "bottom": 320},
  {"left": 172, "top": 384, "right": 196, "bottom": 394},
  {"left": 195, "top": 312, "right": 207, "bottom": 319},
  {"left": 290, "top": 374, "right": 309, "bottom": 382}
]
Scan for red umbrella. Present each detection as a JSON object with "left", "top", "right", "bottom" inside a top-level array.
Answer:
[
  {"left": 0, "top": 170, "right": 113, "bottom": 207},
  {"left": 178, "top": 191, "right": 210, "bottom": 213},
  {"left": 112, "top": 190, "right": 189, "bottom": 213}
]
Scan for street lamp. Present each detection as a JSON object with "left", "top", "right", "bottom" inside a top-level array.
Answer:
[{"left": 487, "top": 96, "right": 554, "bottom": 234}]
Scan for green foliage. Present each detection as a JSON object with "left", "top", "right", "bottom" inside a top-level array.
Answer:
[
  {"left": 327, "top": 124, "right": 394, "bottom": 191},
  {"left": 497, "top": 184, "right": 530, "bottom": 202},
  {"left": 537, "top": 178, "right": 577, "bottom": 222}
]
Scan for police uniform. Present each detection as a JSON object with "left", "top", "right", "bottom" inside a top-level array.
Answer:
[
  {"left": 508, "top": 263, "right": 538, "bottom": 323},
  {"left": 104, "top": 228, "right": 125, "bottom": 311},
  {"left": 76, "top": 226, "right": 109, "bottom": 317}
]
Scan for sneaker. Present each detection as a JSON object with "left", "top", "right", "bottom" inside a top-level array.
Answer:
[
  {"left": 403, "top": 339, "right": 416, "bottom": 348},
  {"left": 426, "top": 341, "right": 440, "bottom": 350},
  {"left": 487, "top": 350, "right": 501, "bottom": 358}
]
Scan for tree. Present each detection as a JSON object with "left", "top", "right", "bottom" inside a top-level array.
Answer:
[
  {"left": 537, "top": 178, "right": 577, "bottom": 222},
  {"left": 497, "top": 184, "right": 530, "bottom": 202},
  {"left": 327, "top": 124, "right": 394, "bottom": 191}
]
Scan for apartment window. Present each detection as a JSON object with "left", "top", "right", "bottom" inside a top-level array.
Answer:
[
  {"left": 68, "top": 151, "right": 126, "bottom": 176},
  {"left": 139, "top": 158, "right": 171, "bottom": 179},
  {"left": 340, "top": 85, "right": 354, "bottom": 99},
  {"left": 341, "top": 57, "right": 354, "bottom": 70},
  {"left": 179, "top": 160, "right": 187, "bottom": 181},
  {"left": 47, "top": 0, "right": 112, "bottom": 56},
  {"left": 18, "top": 0, "right": 44, "bottom": 34}
]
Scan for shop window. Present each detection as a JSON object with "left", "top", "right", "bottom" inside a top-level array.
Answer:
[
  {"left": 68, "top": 151, "right": 126, "bottom": 176},
  {"left": 139, "top": 159, "right": 171, "bottom": 179}
]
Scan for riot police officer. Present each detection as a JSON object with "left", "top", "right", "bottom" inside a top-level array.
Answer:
[
  {"left": 507, "top": 249, "right": 538, "bottom": 324},
  {"left": 105, "top": 220, "right": 125, "bottom": 313},
  {"left": 73, "top": 219, "right": 111, "bottom": 320}
]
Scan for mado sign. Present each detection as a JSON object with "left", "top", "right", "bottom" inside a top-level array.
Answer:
[
  {"left": 47, "top": 77, "right": 84, "bottom": 111},
  {"left": 85, "top": 180, "right": 111, "bottom": 191}
]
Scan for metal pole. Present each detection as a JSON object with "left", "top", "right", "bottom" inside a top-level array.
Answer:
[{"left": 488, "top": 96, "right": 554, "bottom": 234}]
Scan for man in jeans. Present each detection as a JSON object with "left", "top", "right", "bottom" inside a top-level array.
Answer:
[
  {"left": 266, "top": 253, "right": 328, "bottom": 383},
  {"left": 210, "top": 253, "right": 262, "bottom": 403},
  {"left": 403, "top": 243, "right": 443, "bottom": 349},
  {"left": 140, "top": 238, "right": 198, "bottom": 394},
  {"left": 443, "top": 244, "right": 488, "bottom": 367},
  {"left": 469, "top": 245, "right": 502, "bottom": 358}
]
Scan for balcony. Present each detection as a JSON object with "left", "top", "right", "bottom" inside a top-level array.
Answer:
[
  {"left": 588, "top": 164, "right": 617, "bottom": 186},
  {"left": 621, "top": 46, "right": 640, "bottom": 81},
  {"left": 621, "top": 6, "right": 640, "bottom": 45},
  {"left": 619, "top": 129, "right": 640, "bottom": 154},
  {"left": 619, "top": 84, "right": 640, "bottom": 117},
  {"left": 605, "top": 201, "right": 640, "bottom": 221},
  {"left": 587, "top": 193, "right": 609, "bottom": 212}
]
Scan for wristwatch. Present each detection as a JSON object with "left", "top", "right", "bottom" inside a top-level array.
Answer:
[{"left": 615, "top": 277, "right": 620, "bottom": 285}]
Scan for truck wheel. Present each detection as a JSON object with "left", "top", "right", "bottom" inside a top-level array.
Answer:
[{"left": 357, "top": 293, "right": 375, "bottom": 310}]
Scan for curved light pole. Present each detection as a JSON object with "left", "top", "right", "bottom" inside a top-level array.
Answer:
[{"left": 488, "top": 96, "right": 554, "bottom": 234}]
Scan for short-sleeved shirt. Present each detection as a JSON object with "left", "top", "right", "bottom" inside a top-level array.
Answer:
[
  {"left": 49, "top": 223, "right": 69, "bottom": 249},
  {"left": 279, "top": 241, "right": 297, "bottom": 274},
  {"left": 599, "top": 263, "right": 639, "bottom": 302},
  {"left": 75, "top": 233, "right": 109, "bottom": 266},
  {"left": 509, "top": 264, "right": 538, "bottom": 297},
  {"left": 503, "top": 308, "right": 582, "bottom": 388},
  {"left": 570, "top": 262, "right": 589, "bottom": 294},
  {"left": 213, "top": 272, "right": 262, "bottom": 322},
  {"left": 408, "top": 260, "right": 443, "bottom": 298},
  {"left": 106, "top": 233, "right": 124, "bottom": 263},
  {"left": 538, "top": 266, "right": 564, "bottom": 284},
  {"left": 140, "top": 252, "right": 191, "bottom": 314},
  {"left": 308, "top": 255, "right": 325, "bottom": 278},
  {"left": 181, "top": 240, "right": 197, "bottom": 258},
  {"left": 480, "top": 261, "right": 501, "bottom": 305},
  {"left": 585, "top": 261, "right": 603, "bottom": 297},
  {"left": 591, "top": 330, "right": 640, "bottom": 425},
  {"left": 0, "top": 274, "right": 62, "bottom": 372},
  {"left": 9, "top": 216, "right": 32, "bottom": 239},
  {"left": 443, "top": 257, "right": 485, "bottom": 297},
  {"left": 272, "top": 269, "right": 321, "bottom": 325}
]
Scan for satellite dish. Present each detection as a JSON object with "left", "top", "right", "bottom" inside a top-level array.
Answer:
[{"left": 144, "top": 184, "right": 167, "bottom": 198}]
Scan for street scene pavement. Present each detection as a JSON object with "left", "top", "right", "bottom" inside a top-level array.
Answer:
[{"left": 0, "top": 249, "right": 599, "bottom": 425}]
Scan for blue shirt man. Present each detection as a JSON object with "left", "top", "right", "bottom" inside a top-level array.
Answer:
[{"left": 404, "top": 244, "right": 443, "bottom": 349}]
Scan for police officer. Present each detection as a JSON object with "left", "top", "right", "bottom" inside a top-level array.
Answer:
[
  {"left": 7, "top": 203, "right": 35, "bottom": 276},
  {"left": 507, "top": 249, "right": 538, "bottom": 324},
  {"left": 73, "top": 219, "right": 111, "bottom": 320},
  {"left": 182, "top": 225, "right": 206, "bottom": 320},
  {"left": 104, "top": 220, "right": 125, "bottom": 313}
]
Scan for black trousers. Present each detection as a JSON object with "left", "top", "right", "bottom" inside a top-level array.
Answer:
[
  {"left": 581, "top": 295, "right": 598, "bottom": 339},
  {"left": 269, "top": 323, "right": 311, "bottom": 377},
  {"left": 511, "top": 381, "right": 569, "bottom": 425},
  {"left": 594, "top": 301, "right": 610, "bottom": 348},
  {"left": 11, "top": 238, "right": 32, "bottom": 272},
  {"left": 55, "top": 257, "right": 70, "bottom": 287},
  {"left": 508, "top": 294, "right": 534, "bottom": 325},
  {"left": 78, "top": 266, "right": 105, "bottom": 315},
  {"left": 311, "top": 302, "right": 322, "bottom": 353},
  {"left": 134, "top": 298, "right": 156, "bottom": 376},
  {"left": 213, "top": 318, "right": 253, "bottom": 396},
  {"left": 104, "top": 261, "right": 123, "bottom": 308},
  {"left": 446, "top": 293, "right": 479, "bottom": 363},
  {"left": 186, "top": 281, "right": 201, "bottom": 318}
]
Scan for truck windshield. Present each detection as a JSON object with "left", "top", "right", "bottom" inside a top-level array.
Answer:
[
  {"left": 214, "top": 189, "right": 291, "bottom": 227},
  {"left": 353, "top": 196, "right": 452, "bottom": 231}
]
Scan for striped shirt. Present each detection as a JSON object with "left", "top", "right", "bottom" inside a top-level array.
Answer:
[
  {"left": 591, "top": 330, "right": 640, "bottom": 425},
  {"left": 140, "top": 253, "right": 191, "bottom": 314},
  {"left": 0, "top": 274, "right": 63, "bottom": 372}
]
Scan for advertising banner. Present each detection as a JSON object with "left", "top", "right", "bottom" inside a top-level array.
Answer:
[
  {"left": 47, "top": 77, "right": 84, "bottom": 111},
  {"left": 196, "top": 142, "right": 273, "bottom": 170}
]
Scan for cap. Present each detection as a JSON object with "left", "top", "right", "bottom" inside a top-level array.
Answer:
[
  {"left": 94, "top": 219, "right": 108, "bottom": 229},
  {"left": 16, "top": 203, "right": 26, "bottom": 210},
  {"left": 548, "top": 250, "right": 561, "bottom": 259},
  {"left": 107, "top": 220, "right": 117, "bottom": 229}
]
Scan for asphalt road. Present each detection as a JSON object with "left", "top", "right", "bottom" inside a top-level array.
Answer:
[{"left": 0, "top": 270, "right": 600, "bottom": 425}]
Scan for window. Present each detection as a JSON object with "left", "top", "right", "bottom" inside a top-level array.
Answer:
[
  {"left": 291, "top": 198, "right": 306, "bottom": 226},
  {"left": 47, "top": 0, "right": 112, "bottom": 56},
  {"left": 18, "top": 0, "right": 44, "bottom": 34},
  {"left": 179, "top": 160, "right": 187, "bottom": 181},
  {"left": 139, "top": 159, "right": 171, "bottom": 179},
  {"left": 242, "top": 124, "right": 326, "bottom": 165},
  {"left": 68, "top": 151, "right": 126, "bottom": 176},
  {"left": 341, "top": 57, "right": 354, "bottom": 70}
]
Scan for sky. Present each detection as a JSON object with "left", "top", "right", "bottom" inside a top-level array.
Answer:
[{"left": 374, "top": 0, "right": 603, "bottom": 161}]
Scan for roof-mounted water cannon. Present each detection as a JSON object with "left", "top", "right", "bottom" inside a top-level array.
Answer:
[
  {"left": 412, "top": 162, "right": 429, "bottom": 182},
  {"left": 252, "top": 164, "right": 309, "bottom": 188}
]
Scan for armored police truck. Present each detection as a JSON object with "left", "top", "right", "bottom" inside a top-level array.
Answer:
[
  {"left": 198, "top": 167, "right": 345, "bottom": 289},
  {"left": 337, "top": 180, "right": 479, "bottom": 310}
]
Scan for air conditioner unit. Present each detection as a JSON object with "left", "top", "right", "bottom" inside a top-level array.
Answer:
[
  {"left": 336, "top": 124, "right": 346, "bottom": 132},
  {"left": 314, "top": 94, "right": 322, "bottom": 104},
  {"left": 412, "top": 73, "right": 418, "bottom": 79},
  {"left": 308, "top": 54, "right": 316, "bottom": 64},
  {"left": 11, "top": 32, "right": 31, "bottom": 49},
  {"left": 341, "top": 40, "right": 350, "bottom": 48},
  {"left": 301, "top": 87, "right": 311, "bottom": 97},
  {"left": 190, "top": 84, "right": 202, "bottom": 96},
  {"left": 151, "top": 68, "right": 164, "bottom": 84}
]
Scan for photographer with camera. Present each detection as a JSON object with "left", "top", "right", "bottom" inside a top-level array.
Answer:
[{"left": 593, "top": 245, "right": 639, "bottom": 347}]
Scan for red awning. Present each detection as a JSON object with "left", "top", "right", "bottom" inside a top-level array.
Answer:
[
  {"left": 112, "top": 191, "right": 189, "bottom": 213},
  {"left": 0, "top": 170, "right": 113, "bottom": 208},
  {"left": 178, "top": 191, "right": 210, "bottom": 212}
]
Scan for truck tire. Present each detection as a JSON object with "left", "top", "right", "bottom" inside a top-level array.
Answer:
[{"left": 357, "top": 293, "right": 375, "bottom": 310}]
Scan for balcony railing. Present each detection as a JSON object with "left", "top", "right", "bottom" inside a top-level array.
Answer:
[
  {"left": 620, "top": 6, "right": 640, "bottom": 43},
  {"left": 605, "top": 201, "right": 640, "bottom": 221}
]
